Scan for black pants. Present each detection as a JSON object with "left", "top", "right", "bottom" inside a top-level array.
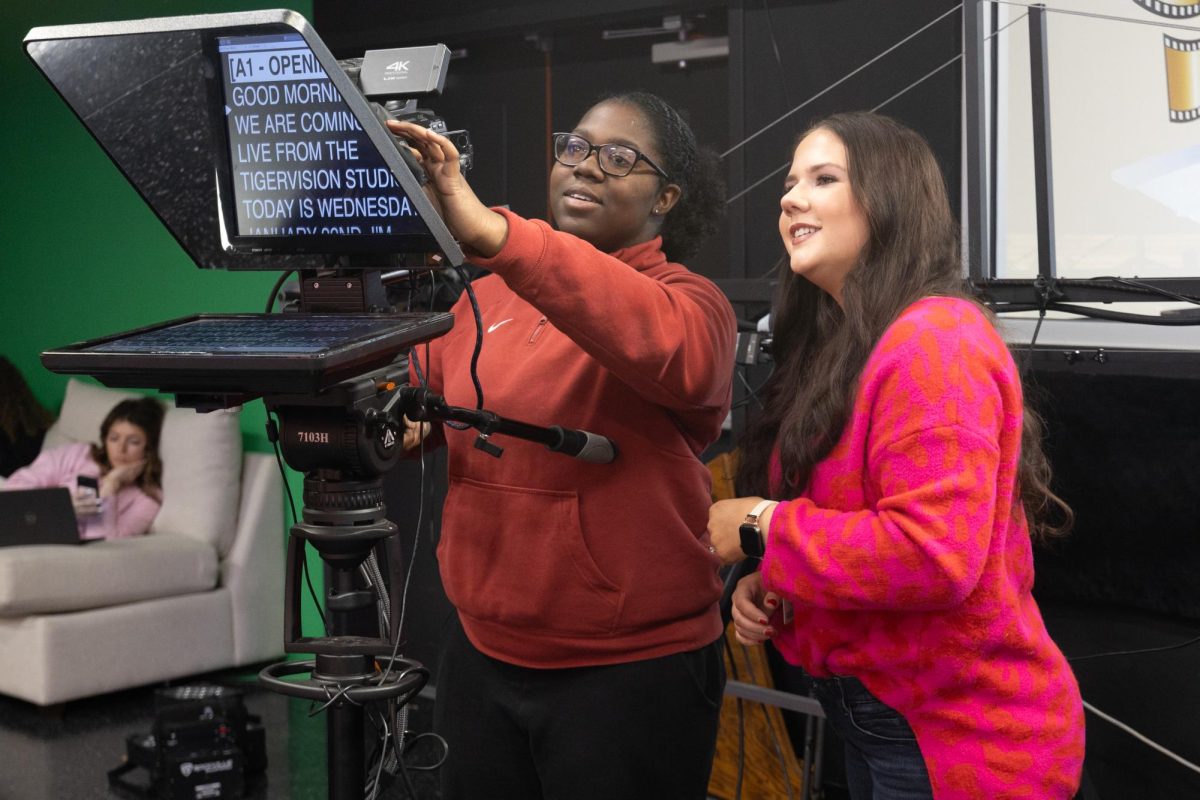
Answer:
[{"left": 433, "top": 616, "right": 724, "bottom": 800}]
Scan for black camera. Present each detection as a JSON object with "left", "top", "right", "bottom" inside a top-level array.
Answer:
[
  {"left": 338, "top": 44, "right": 475, "bottom": 173},
  {"left": 108, "top": 685, "right": 266, "bottom": 800}
]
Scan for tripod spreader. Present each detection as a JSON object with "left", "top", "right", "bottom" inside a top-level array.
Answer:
[{"left": 375, "top": 385, "right": 619, "bottom": 464}]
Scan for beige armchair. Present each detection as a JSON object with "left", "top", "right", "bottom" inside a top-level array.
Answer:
[{"left": 0, "top": 380, "right": 285, "bottom": 706}]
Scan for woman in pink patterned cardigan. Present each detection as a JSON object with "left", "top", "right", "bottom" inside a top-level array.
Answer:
[{"left": 709, "top": 112, "right": 1085, "bottom": 799}]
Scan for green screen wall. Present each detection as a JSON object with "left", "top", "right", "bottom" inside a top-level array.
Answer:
[
  {"left": 2, "top": 0, "right": 316, "bottom": 443},
  {"left": 1, "top": 0, "right": 320, "bottom": 634}
]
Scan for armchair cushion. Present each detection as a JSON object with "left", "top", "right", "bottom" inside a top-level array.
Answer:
[
  {"left": 0, "top": 534, "right": 218, "bottom": 616},
  {"left": 42, "top": 379, "right": 243, "bottom": 554}
]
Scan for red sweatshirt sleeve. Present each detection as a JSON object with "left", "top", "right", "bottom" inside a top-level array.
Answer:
[{"left": 470, "top": 210, "right": 737, "bottom": 415}]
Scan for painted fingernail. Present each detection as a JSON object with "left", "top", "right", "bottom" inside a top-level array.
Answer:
[
  {"left": 757, "top": 617, "right": 768, "bottom": 625},
  {"left": 765, "top": 598, "right": 778, "bottom": 608}
]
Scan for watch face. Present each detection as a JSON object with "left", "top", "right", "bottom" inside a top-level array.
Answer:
[{"left": 739, "top": 522, "right": 764, "bottom": 559}]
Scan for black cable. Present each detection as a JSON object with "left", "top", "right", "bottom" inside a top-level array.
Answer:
[
  {"left": 1088, "top": 275, "right": 1200, "bottom": 306},
  {"left": 1020, "top": 277, "right": 1051, "bottom": 374},
  {"left": 265, "top": 412, "right": 327, "bottom": 634},
  {"left": 734, "top": 368, "right": 766, "bottom": 412},
  {"left": 722, "top": 634, "right": 747, "bottom": 800},
  {"left": 1028, "top": 312, "right": 1045, "bottom": 353},
  {"left": 402, "top": 732, "right": 450, "bottom": 771},
  {"left": 364, "top": 404, "right": 433, "bottom": 768},
  {"left": 995, "top": 300, "right": 1200, "bottom": 326},
  {"left": 264, "top": 269, "right": 294, "bottom": 314},
  {"left": 991, "top": 275, "right": 1200, "bottom": 325},
  {"left": 307, "top": 683, "right": 359, "bottom": 717},
  {"left": 737, "top": 640, "right": 797, "bottom": 800},
  {"left": 381, "top": 700, "right": 420, "bottom": 799},
  {"left": 363, "top": 703, "right": 419, "bottom": 800},
  {"left": 760, "top": 0, "right": 794, "bottom": 109},
  {"left": 1068, "top": 633, "right": 1200, "bottom": 664},
  {"left": 375, "top": 424, "right": 429, "bottom": 693},
  {"left": 394, "top": 754, "right": 419, "bottom": 799},
  {"left": 395, "top": 412, "right": 428, "bottom": 646},
  {"left": 364, "top": 709, "right": 390, "bottom": 800},
  {"left": 408, "top": 346, "right": 428, "bottom": 388},
  {"left": 454, "top": 264, "right": 486, "bottom": 410},
  {"left": 357, "top": 418, "right": 434, "bottom": 800},
  {"left": 265, "top": 416, "right": 297, "bottom": 525},
  {"left": 1057, "top": 278, "right": 1181, "bottom": 299},
  {"left": 1045, "top": 302, "right": 1200, "bottom": 326},
  {"left": 407, "top": 281, "right": 471, "bottom": 432}
]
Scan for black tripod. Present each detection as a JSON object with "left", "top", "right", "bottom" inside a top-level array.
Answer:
[
  {"left": 255, "top": 361, "right": 439, "bottom": 799},
  {"left": 258, "top": 427, "right": 430, "bottom": 797},
  {"left": 256, "top": 368, "right": 616, "bottom": 800}
]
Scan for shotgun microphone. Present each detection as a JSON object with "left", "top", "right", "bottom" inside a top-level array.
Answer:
[{"left": 547, "top": 426, "right": 617, "bottom": 464}]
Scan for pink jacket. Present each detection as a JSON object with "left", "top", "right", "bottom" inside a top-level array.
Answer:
[
  {"left": 4, "top": 442, "right": 160, "bottom": 540},
  {"left": 762, "top": 297, "right": 1085, "bottom": 799}
]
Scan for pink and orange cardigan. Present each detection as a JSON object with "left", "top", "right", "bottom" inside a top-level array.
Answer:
[{"left": 762, "top": 296, "right": 1085, "bottom": 799}]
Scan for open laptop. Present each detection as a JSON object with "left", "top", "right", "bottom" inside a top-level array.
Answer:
[{"left": 0, "top": 488, "right": 83, "bottom": 547}]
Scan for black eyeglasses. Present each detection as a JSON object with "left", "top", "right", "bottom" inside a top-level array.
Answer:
[{"left": 552, "top": 133, "right": 670, "bottom": 181}]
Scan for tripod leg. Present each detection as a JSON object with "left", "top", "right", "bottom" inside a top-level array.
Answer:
[{"left": 328, "top": 699, "right": 367, "bottom": 800}]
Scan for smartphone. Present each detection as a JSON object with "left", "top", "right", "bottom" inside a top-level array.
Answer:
[{"left": 76, "top": 475, "right": 99, "bottom": 494}]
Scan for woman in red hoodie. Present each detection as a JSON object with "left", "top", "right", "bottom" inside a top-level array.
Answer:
[{"left": 390, "top": 92, "right": 736, "bottom": 800}]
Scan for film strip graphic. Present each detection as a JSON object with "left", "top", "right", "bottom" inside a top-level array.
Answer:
[
  {"left": 1164, "top": 35, "right": 1200, "bottom": 120},
  {"left": 1132, "top": 0, "right": 1200, "bottom": 18}
]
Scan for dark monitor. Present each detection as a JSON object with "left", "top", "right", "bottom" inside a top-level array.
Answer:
[
  {"left": 26, "top": 11, "right": 460, "bottom": 402},
  {"left": 23, "top": 10, "right": 464, "bottom": 270},
  {"left": 40, "top": 313, "right": 454, "bottom": 398}
]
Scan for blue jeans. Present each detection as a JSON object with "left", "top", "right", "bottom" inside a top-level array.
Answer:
[{"left": 809, "top": 675, "right": 934, "bottom": 800}]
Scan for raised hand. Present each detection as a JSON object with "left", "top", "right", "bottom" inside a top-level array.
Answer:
[{"left": 385, "top": 119, "right": 508, "bottom": 257}]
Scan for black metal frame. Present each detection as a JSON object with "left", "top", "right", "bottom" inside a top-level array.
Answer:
[{"left": 23, "top": 11, "right": 466, "bottom": 270}]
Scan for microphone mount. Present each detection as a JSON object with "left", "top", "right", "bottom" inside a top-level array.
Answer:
[{"left": 385, "top": 385, "right": 618, "bottom": 464}]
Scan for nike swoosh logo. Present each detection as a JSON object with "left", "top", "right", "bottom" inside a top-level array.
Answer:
[{"left": 487, "top": 319, "right": 514, "bottom": 333}]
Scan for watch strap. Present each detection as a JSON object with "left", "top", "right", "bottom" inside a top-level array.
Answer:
[{"left": 745, "top": 499, "right": 776, "bottom": 524}]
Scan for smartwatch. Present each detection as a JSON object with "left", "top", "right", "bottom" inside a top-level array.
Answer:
[{"left": 738, "top": 499, "right": 776, "bottom": 559}]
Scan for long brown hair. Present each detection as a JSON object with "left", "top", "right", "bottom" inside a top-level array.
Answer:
[
  {"left": 90, "top": 397, "right": 166, "bottom": 492},
  {"left": 0, "top": 357, "right": 53, "bottom": 441},
  {"left": 736, "top": 111, "right": 1071, "bottom": 539}
]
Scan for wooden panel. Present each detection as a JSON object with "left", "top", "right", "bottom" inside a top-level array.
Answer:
[
  {"left": 708, "top": 628, "right": 808, "bottom": 800},
  {"left": 706, "top": 451, "right": 808, "bottom": 799}
]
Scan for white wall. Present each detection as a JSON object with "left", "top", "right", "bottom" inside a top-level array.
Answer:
[
  {"left": 984, "top": 0, "right": 1200, "bottom": 347},
  {"left": 995, "top": 0, "right": 1200, "bottom": 280}
]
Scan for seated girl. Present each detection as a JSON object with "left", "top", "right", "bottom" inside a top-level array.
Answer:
[{"left": 5, "top": 397, "right": 165, "bottom": 540}]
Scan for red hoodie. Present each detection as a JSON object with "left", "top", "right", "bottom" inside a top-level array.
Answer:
[{"left": 412, "top": 209, "right": 736, "bottom": 667}]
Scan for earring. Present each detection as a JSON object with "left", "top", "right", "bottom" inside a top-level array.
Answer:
[{"left": 653, "top": 207, "right": 661, "bottom": 215}]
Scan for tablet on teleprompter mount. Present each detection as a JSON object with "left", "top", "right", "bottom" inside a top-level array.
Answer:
[
  {"left": 24, "top": 10, "right": 459, "bottom": 402},
  {"left": 40, "top": 313, "right": 454, "bottom": 398}
]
